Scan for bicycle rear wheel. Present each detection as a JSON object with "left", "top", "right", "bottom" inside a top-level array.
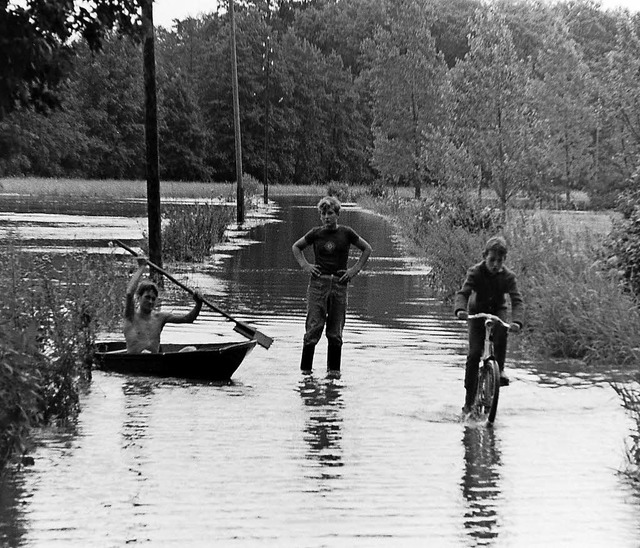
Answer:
[{"left": 475, "top": 358, "right": 500, "bottom": 423}]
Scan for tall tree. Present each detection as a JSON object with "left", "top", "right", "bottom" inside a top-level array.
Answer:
[
  {"left": 0, "top": 0, "right": 141, "bottom": 120},
  {"left": 450, "top": 6, "right": 535, "bottom": 213},
  {"left": 364, "top": 0, "right": 448, "bottom": 198},
  {"left": 600, "top": 16, "right": 640, "bottom": 184},
  {"left": 531, "top": 18, "right": 595, "bottom": 203}
]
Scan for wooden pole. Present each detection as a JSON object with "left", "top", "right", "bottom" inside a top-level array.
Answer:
[
  {"left": 229, "top": 0, "right": 244, "bottom": 225},
  {"left": 263, "top": 34, "right": 270, "bottom": 205},
  {"left": 142, "top": 0, "right": 162, "bottom": 278}
]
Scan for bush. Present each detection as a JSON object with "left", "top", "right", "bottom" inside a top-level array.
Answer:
[
  {"left": 162, "top": 201, "right": 234, "bottom": 262},
  {"left": 362, "top": 194, "right": 640, "bottom": 365},
  {"left": 603, "top": 188, "right": 640, "bottom": 297},
  {"left": 0, "top": 247, "right": 126, "bottom": 471}
]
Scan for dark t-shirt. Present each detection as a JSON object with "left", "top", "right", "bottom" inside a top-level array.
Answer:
[{"left": 303, "top": 225, "right": 361, "bottom": 275}]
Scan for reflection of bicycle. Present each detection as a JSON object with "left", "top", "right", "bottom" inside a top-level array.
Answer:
[{"left": 466, "top": 313, "right": 511, "bottom": 424}]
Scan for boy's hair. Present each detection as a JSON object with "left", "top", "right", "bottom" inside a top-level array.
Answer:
[
  {"left": 483, "top": 236, "right": 508, "bottom": 258},
  {"left": 136, "top": 279, "right": 159, "bottom": 297},
  {"left": 317, "top": 195, "right": 341, "bottom": 214}
]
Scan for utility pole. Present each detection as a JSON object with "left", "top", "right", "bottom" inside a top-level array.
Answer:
[
  {"left": 141, "top": 0, "right": 162, "bottom": 278},
  {"left": 263, "top": 1, "right": 272, "bottom": 205},
  {"left": 229, "top": 0, "right": 244, "bottom": 225},
  {"left": 263, "top": 32, "right": 271, "bottom": 205}
]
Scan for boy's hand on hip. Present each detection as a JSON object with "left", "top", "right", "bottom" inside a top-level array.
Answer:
[
  {"left": 456, "top": 311, "right": 468, "bottom": 320},
  {"left": 305, "top": 263, "right": 321, "bottom": 277},
  {"left": 509, "top": 323, "right": 521, "bottom": 333}
]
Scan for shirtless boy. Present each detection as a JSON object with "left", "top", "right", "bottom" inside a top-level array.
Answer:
[{"left": 124, "top": 261, "right": 203, "bottom": 353}]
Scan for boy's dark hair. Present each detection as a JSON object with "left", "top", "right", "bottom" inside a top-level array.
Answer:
[
  {"left": 317, "top": 195, "right": 341, "bottom": 214},
  {"left": 136, "top": 279, "right": 159, "bottom": 297},
  {"left": 483, "top": 236, "right": 508, "bottom": 258}
]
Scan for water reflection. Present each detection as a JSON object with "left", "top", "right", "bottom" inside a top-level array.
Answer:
[
  {"left": 461, "top": 425, "right": 502, "bottom": 545},
  {"left": 0, "top": 469, "right": 27, "bottom": 547},
  {"left": 298, "top": 377, "right": 344, "bottom": 479}
]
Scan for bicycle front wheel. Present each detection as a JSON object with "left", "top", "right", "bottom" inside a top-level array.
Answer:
[{"left": 475, "top": 358, "right": 501, "bottom": 423}]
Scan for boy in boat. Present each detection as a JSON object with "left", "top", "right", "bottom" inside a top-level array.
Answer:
[
  {"left": 292, "top": 195, "right": 372, "bottom": 375},
  {"left": 124, "top": 260, "right": 203, "bottom": 354},
  {"left": 454, "top": 236, "right": 524, "bottom": 413}
]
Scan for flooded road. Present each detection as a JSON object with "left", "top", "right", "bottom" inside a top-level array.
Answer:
[{"left": 1, "top": 195, "right": 639, "bottom": 546}]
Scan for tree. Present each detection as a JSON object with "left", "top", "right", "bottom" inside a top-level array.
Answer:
[
  {"left": 0, "top": 0, "right": 142, "bottom": 120},
  {"left": 600, "top": 16, "right": 640, "bottom": 184},
  {"left": 364, "top": 0, "right": 448, "bottom": 198},
  {"left": 159, "top": 71, "right": 211, "bottom": 181},
  {"left": 71, "top": 37, "right": 146, "bottom": 179},
  {"left": 450, "top": 6, "right": 535, "bottom": 213},
  {"left": 530, "top": 18, "right": 595, "bottom": 203}
]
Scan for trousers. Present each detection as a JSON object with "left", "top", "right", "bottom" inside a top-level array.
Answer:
[
  {"left": 303, "top": 275, "right": 348, "bottom": 347},
  {"left": 464, "top": 313, "right": 508, "bottom": 404}
]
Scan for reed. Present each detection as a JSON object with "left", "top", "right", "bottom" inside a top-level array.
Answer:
[
  {"left": 161, "top": 202, "right": 235, "bottom": 262},
  {"left": 0, "top": 246, "right": 127, "bottom": 471},
  {"left": 362, "top": 194, "right": 640, "bottom": 366}
]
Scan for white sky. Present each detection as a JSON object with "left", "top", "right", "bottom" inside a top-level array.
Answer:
[{"left": 152, "top": 0, "right": 638, "bottom": 28}]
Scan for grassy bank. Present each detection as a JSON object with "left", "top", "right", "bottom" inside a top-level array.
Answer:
[
  {"left": 0, "top": 248, "right": 128, "bottom": 471},
  {"left": 0, "top": 192, "right": 235, "bottom": 472},
  {"left": 359, "top": 192, "right": 640, "bottom": 478}
]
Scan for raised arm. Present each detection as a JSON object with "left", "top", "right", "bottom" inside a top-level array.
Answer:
[
  {"left": 124, "top": 262, "right": 146, "bottom": 320},
  {"left": 164, "top": 291, "right": 204, "bottom": 325}
]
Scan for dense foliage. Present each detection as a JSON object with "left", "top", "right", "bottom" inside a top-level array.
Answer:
[
  {"left": 0, "top": 248, "right": 128, "bottom": 471},
  {"left": 1, "top": 0, "right": 639, "bottom": 208}
]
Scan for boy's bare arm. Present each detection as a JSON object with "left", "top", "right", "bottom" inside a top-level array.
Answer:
[
  {"left": 292, "top": 237, "right": 320, "bottom": 277},
  {"left": 343, "top": 237, "right": 372, "bottom": 281},
  {"left": 164, "top": 292, "right": 204, "bottom": 324},
  {"left": 124, "top": 264, "right": 146, "bottom": 320}
]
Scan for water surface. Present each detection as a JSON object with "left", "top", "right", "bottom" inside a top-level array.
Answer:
[{"left": 0, "top": 195, "right": 638, "bottom": 547}]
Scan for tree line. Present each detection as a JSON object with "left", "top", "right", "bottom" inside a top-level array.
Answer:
[{"left": 1, "top": 0, "right": 639, "bottom": 209}]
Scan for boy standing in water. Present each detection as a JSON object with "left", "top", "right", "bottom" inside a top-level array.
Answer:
[
  {"left": 124, "top": 260, "right": 203, "bottom": 353},
  {"left": 292, "top": 196, "right": 372, "bottom": 375},
  {"left": 454, "top": 236, "right": 523, "bottom": 413}
]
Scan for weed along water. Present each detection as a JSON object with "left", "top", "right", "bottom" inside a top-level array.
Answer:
[{"left": 1, "top": 195, "right": 640, "bottom": 546}]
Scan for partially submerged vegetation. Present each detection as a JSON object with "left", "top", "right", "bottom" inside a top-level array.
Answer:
[
  {"left": 0, "top": 249, "right": 128, "bottom": 470},
  {"left": 0, "top": 194, "right": 236, "bottom": 473},
  {"left": 359, "top": 186, "right": 640, "bottom": 479}
]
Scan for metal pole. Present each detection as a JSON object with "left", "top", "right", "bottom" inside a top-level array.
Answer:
[{"left": 229, "top": 0, "right": 244, "bottom": 225}]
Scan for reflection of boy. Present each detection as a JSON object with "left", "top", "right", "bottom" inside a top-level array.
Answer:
[
  {"left": 454, "top": 236, "right": 523, "bottom": 412},
  {"left": 124, "top": 261, "right": 203, "bottom": 354},
  {"left": 292, "top": 196, "right": 372, "bottom": 374}
]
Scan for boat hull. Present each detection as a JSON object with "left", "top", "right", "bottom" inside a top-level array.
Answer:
[{"left": 93, "top": 340, "right": 256, "bottom": 381}]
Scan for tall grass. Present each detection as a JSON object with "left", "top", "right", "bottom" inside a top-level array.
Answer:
[
  {"left": 162, "top": 202, "right": 234, "bottom": 262},
  {"left": 362, "top": 195, "right": 640, "bottom": 366},
  {"left": 0, "top": 246, "right": 127, "bottom": 471}
]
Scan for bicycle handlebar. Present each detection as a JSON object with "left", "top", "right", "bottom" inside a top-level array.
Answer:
[{"left": 466, "top": 313, "right": 512, "bottom": 330}]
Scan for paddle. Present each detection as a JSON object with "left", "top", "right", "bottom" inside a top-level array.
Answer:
[{"left": 113, "top": 239, "right": 273, "bottom": 349}]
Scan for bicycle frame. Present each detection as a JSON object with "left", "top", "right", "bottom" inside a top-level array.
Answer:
[{"left": 466, "top": 313, "right": 511, "bottom": 423}]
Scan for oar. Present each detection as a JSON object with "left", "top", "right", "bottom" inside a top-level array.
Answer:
[{"left": 113, "top": 239, "right": 273, "bottom": 349}]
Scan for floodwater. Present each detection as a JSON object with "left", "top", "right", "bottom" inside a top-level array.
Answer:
[{"left": 1, "top": 195, "right": 639, "bottom": 547}]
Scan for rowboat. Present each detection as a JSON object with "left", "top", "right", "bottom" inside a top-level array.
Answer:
[{"left": 93, "top": 340, "right": 256, "bottom": 381}]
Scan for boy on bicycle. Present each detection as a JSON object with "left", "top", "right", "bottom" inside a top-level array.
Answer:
[{"left": 454, "top": 236, "right": 524, "bottom": 413}]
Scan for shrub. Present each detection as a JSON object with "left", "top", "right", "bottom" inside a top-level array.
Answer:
[
  {"left": 362, "top": 194, "right": 640, "bottom": 365},
  {"left": 162, "top": 201, "right": 234, "bottom": 262},
  {"left": 602, "top": 188, "right": 640, "bottom": 297},
  {"left": 0, "top": 247, "right": 126, "bottom": 471}
]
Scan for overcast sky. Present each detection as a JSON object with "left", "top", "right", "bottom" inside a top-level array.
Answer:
[{"left": 153, "top": 0, "right": 639, "bottom": 28}]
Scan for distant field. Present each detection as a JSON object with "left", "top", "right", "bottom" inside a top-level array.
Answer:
[
  {"left": 0, "top": 177, "right": 345, "bottom": 200},
  {"left": 530, "top": 209, "right": 618, "bottom": 237},
  {"left": 0, "top": 177, "right": 617, "bottom": 237}
]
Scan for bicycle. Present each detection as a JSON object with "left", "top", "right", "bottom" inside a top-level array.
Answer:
[{"left": 464, "top": 313, "right": 512, "bottom": 424}]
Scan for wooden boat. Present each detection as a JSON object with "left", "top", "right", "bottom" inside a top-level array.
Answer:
[{"left": 93, "top": 340, "right": 256, "bottom": 381}]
